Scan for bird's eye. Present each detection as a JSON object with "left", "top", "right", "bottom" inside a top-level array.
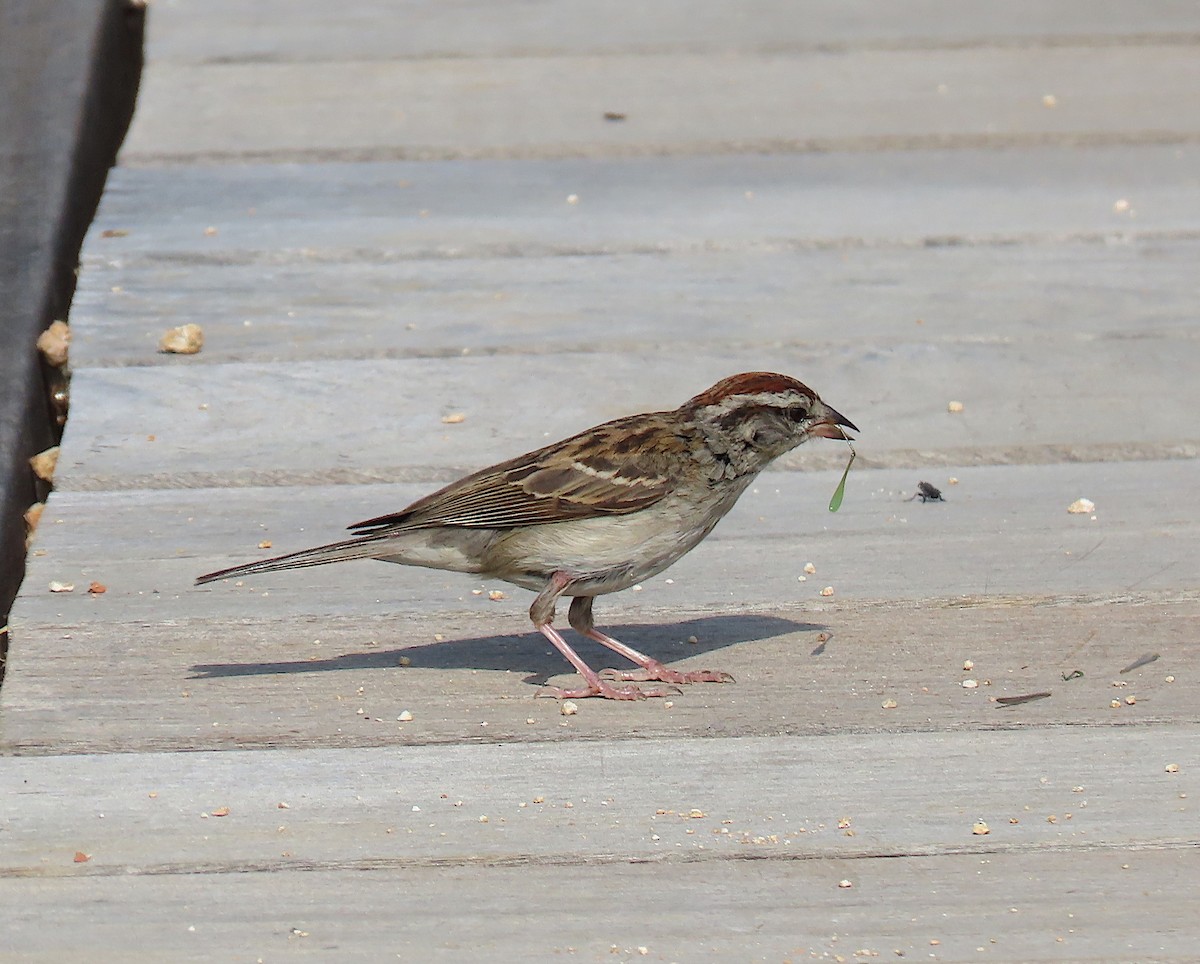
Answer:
[{"left": 786, "top": 404, "right": 810, "bottom": 422}]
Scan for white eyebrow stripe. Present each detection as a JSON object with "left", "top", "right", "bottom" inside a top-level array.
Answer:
[{"left": 701, "top": 390, "right": 807, "bottom": 417}]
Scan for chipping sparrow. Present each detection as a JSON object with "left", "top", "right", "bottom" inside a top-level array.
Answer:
[{"left": 196, "top": 372, "right": 857, "bottom": 700}]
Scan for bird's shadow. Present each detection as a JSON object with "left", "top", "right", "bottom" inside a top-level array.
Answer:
[{"left": 189, "top": 613, "right": 826, "bottom": 686}]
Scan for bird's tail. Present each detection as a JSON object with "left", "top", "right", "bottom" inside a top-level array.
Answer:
[{"left": 195, "top": 534, "right": 390, "bottom": 585}]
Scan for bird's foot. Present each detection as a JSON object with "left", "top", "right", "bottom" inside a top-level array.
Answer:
[
  {"left": 600, "top": 661, "right": 735, "bottom": 685},
  {"left": 536, "top": 680, "right": 677, "bottom": 700}
]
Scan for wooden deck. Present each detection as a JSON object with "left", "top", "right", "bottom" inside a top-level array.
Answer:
[{"left": 3, "top": 2, "right": 1198, "bottom": 959}]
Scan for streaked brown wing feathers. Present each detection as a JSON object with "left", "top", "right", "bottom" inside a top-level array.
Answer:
[{"left": 349, "top": 415, "right": 682, "bottom": 533}]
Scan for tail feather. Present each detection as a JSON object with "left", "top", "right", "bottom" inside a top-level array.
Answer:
[{"left": 195, "top": 534, "right": 389, "bottom": 585}]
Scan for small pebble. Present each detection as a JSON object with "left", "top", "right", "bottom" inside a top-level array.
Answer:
[{"left": 158, "top": 323, "right": 204, "bottom": 354}]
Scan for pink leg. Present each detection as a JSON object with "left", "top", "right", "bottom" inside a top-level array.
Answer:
[
  {"left": 530, "top": 574, "right": 673, "bottom": 700},
  {"left": 568, "top": 597, "right": 735, "bottom": 685}
]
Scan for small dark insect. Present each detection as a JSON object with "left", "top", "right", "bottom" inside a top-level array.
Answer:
[
  {"left": 995, "top": 691, "right": 1052, "bottom": 707},
  {"left": 603, "top": 111, "right": 627, "bottom": 122},
  {"left": 1061, "top": 669, "right": 1084, "bottom": 681},
  {"left": 906, "top": 481, "right": 944, "bottom": 503},
  {"left": 1119, "top": 652, "right": 1160, "bottom": 675}
]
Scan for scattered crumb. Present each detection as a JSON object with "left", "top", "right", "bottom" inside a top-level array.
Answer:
[
  {"left": 87, "top": 581, "right": 107, "bottom": 595},
  {"left": 1124, "top": 695, "right": 1137, "bottom": 705},
  {"left": 1067, "top": 498, "right": 1095, "bottom": 515},
  {"left": 561, "top": 701, "right": 578, "bottom": 716},
  {"left": 48, "top": 581, "right": 74, "bottom": 593},
  {"left": 525, "top": 718, "right": 536, "bottom": 725},
  {"left": 1165, "top": 764, "right": 1180, "bottom": 773},
  {"left": 29, "top": 446, "right": 60, "bottom": 482},
  {"left": 803, "top": 562, "right": 817, "bottom": 574},
  {"left": 947, "top": 477, "right": 959, "bottom": 485},
  {"left": 258, "top": 540, "right": 273, "bottom": 549},
  {"left": 881, "top": 699, "right": 898, "bottom": 709},
  {"left": 478, "top": 815, "right": 489, "bottom": 823},
  {"left": 210, "top": 807, "right": 230, "bottom": 817},
  {"left": 487, "top": 589, "right": 506, "bottom": 601},
  {"left": 664, "top": 700, "right": 674, "bottom": 709},
  {"left": 37, "top": 321, "right": 71, "bottom": 366},
  {"left": 100, "top": 228, "right": 128, "bottom": 238},
  {"left": 972, "top": 821, "right": 990, "bottom": 835},
  {"left": 203, "top": 226, "right": 218, "bottom": 236},
  {"left": 398, "top": 710, "right": 414, "bottom": 722},
  {"left": 1113, "top": 198, "right": 1131, "bottom": 213},
  {"left": 837, "top": 879, "right": 853, "bottom": 889},
  {"left": 963, "top": 659, "right": 974, "bottom": 671},
  {"left": 947, "top": 400, "right": 964, "bottom": 413},
  {"left": 566, "top": 194, "right": 579, "bottom": 205},
  {"left": 687, "top": 635, "right": 699, "bottom": 644},
  {"left": 73, "top": 852, "right": 91, "bottom": 863},
  {"left": 158, "top": 323, "right": 204, "bottom": 354},
  {"left": 962, "top": 679, "right": 979, "bottom": 689},
  {"left": 533, "top": 796, "right": 545, "bottom": 804},
  {"left": 603, "top": 111, "right": 627, "bottom": 121},
  {"left": 1041, "top": 93, "right": 1057, "bottom": 107},
  {"left": 820, "top": 586, "right": 834, "bottom": 597},
  {"left": 278, "top": 802, "right": 289, "bottom": 809},
  {"left": 24, "top": 502, "right": 45, "bottom": 536},
  {"left": 1110, "top": 700, "right": 1121, "bottom": 709},
  {"left": 440, "top": 413, "right": 466, "bottom": 424},
  {"left": 397, "top": 656, "right": 411, "bottom": 667}
]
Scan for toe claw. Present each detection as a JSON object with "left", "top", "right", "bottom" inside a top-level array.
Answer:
[{"left": 599, "top": 663, "right": 734, "bottom": 685}]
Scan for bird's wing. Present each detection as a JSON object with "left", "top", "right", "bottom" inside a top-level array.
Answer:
[{"left": 349, "top": 413, "right": 684, "bottom": 533}]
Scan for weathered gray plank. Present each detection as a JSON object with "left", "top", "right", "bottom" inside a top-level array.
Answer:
[
  {"left": 90, "top": 148, "right": 1200, "bottom": 258},
  {"left": 68, "top": 241, "right": 1200, "bottom": 368},
  {"left": 5, "top": 849, "right": 1196, "bottom": 962},
  {"left": 44, "top": 348, "right": 1200, "bottom": 484},
  {"left": 145, "top": 0, "right": 1200, "bottom": 63},
  {"left": 15, "top": 461, "right": 1200, "bottom": 625},
  {"left": 121, "top": 46, "right": 1200, "bottom": 162},
  {"left": 3, "top": 731, "right": 1195, "bottom": 868},
  {"left": 3, "top": 732, "right": 1196, "bottom": 959},
  {"left": 4, "top": 591, "right": 1195, "bottom": 753}
]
